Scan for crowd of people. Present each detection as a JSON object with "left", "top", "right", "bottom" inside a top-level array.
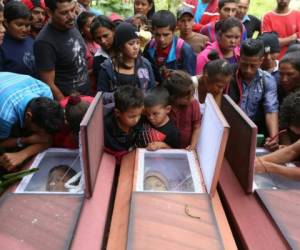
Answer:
[{"left": 0, "top": 0, "right": 300, "bottom": 180}]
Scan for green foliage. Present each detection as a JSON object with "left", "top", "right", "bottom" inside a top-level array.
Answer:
[
  {"left": 92, "top": 0, "right": 300, "bottom": 19},
  {"left": 94, "top": 0, "right": 133, "bottom": 17},
  {"left": 248, "top": 0, "right": 276, "bottom": 18}
]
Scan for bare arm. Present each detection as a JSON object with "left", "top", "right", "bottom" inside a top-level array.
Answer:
[
  {"left": 261, "top": 139, "right": 300, "bottom": 164},
  {"left": 0, "top": 133, "right": 51, "bottom": 149},
  {"left": 265, "top": 112, "right": 278, "bottom": 138},
  {"left": 255, "top": 159, "right": 300, "bottom": 181},
  {"left": 278, "top": 34, "right": 297, "bottom": 48},
  {"left": 187, "top": 123, "right": 201, "bottom": 150},
  {"left": 39, "top": 70, "right": 64, "bottom": 101},
  {"left": 0, "top": 143, "right": 51, "bottom": 171},
  {"left": 264, "top": 112, "right": 279, "bottom": 151}
]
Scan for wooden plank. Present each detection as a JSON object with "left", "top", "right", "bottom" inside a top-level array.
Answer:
[
  {"left": 80, "top": 92, "right": 104, "bottom": 198},
  {"left": 107, "top": 151, "right": 136, "bottom": 250},
  {"left": 219, "top": 159, "right": 289, "bottom": 250},
  {"left": 0, "top": 193, "right": 83, "bottom": 250},
  {"left": 211, "top": 192, "right": 237, "bottom": 250},
  {"left": 256, "top": 189, "right": 300, "bottom": 249},
  {"left": 221, "top": 95, "right": 257, "bottom": 193},
  {"left": 127, "top": 192, "right": 224, "bottom": 250},
  {"left": 72, "top": 153, "right": 116, "bottom": 250}
]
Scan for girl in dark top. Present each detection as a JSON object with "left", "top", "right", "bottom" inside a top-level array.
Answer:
[
  {"left": 97, "top": 22, "right": 155, "bottom": 105},
  {"left": 0, "top": 1, "right": 36, "bottom": 76},
  {"left": 90, "top": 15, "right": 116, "bottom": 80}
]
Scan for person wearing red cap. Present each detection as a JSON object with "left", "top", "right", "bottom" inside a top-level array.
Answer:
[{"left": 22, "top": 0, "right": 46, "bottom": 38}]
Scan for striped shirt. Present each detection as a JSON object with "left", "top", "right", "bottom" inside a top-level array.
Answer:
[{"left": 0, "top": 72, "right": 52, "bottom": 139}]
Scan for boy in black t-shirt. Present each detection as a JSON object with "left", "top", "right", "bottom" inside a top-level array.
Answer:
[
  {"left": 140, "top": 87, "right": 180, "bottom": 150},
  {"left": 104, "top": 85, "right": 144, "bottom": 162}
]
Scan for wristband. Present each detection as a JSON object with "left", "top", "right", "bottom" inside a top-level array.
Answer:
[{"left": 16, "top": 137, "right": 24, "bottom": 148}]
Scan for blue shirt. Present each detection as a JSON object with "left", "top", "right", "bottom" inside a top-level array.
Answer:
[
  {"left": 0, "top": 34, "right": 36, "bottom": 77},
  {"left": 240, "top": 69, "right": 278, "bottom": 123},
  {"left": 194, "top": 0, "right": 208, "bottom": 23},
  {"left": 0, "top": 72, "right": 53, "bottom": 139}
]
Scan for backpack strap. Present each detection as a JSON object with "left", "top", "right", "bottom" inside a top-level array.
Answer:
[{"left": 175, "top": 37, "right": 185, "bottom": 60}]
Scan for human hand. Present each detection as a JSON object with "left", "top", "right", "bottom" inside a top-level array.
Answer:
[
  {"left": 264, "top": 137, "right": 279, "bottom": 151},
  {"left": 0, "top": 152, "right": 26, "bottom": 171},
  {"left": 290, "top": 33, "right": 298, "bottom": 42},
  {"left": 186, "top": 145, "right": 196, "bottom": 151},
  {"left": 147, "top": 142, "right": 165, "bottom": 151}
]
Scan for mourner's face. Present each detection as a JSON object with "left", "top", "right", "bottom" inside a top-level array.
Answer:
[
  {"left": 116, "top": 107, "right": 144, "bottom": 129},
  {"left": 277, "top": 0, "right": 290, "bottom": 10},
  {"left": 5, "top": 18, "right": 31, "bottom": 40},
  {"left": 50, "top": 1, "right": 76, "bottom": 30},
  {"left": 93, "top": 26, "right": 114, "bottom": 51},
  {"left": 134, "top": 0, "right": 152, "bottom": 16},
  {"left": 153, "top": 26, "right": 174, "bottom": 49},
  {"left": 145, "top": 104, "right": 171, "bottom": 127},
  {"left": 123, "top": 38, "right": 140, "bottom": 59},
  {"left": 219, "top": 2, "right": 238, "bottom": 20},
  {"left": 81, "top": 16, "right": 94, "bottom": 40},
  {"left": 237, "top": 0, "right": 249, "bottom": 20},
  {"left": 262, "top": 52, "right": 278, "bottom": 71},
  {"left": 31, "top": 7, "right": 46, "bottom": 30},
  {"left": 177, "top": 14, "right": 194, "bottom": 36},
  {"left": 0, "top": 12, "right": 5, "bottom": 45},
  {"left": 205, "top": 74, "right": 231, "bottom": 97},
  {"left": 219, "top": 27, "right": 241, "bottom": 52},
  {"left": 279, "top": 62, "right": 300, "bottom": 92},
  {"left": 239, "top": 55, "right": 263, "bottom": 81}
]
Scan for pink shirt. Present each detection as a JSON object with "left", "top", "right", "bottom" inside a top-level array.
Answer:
[{"left": 196, "top": 41, "right": 240, "bottom": 74}]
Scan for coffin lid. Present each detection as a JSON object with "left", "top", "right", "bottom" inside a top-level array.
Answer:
[
  {"left": 196, "top": 94, "right": 230, "bottom": 196},
  {"left": 79, "top": 92, "right": 104, "bottom": 198}
]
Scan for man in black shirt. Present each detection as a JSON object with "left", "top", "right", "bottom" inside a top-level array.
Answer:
[
  {"left": 34, "top": 0, "right": 89, "bottom": 100},
  {"left": 237, "top": 0, "right": 261, "bottom": 39}
]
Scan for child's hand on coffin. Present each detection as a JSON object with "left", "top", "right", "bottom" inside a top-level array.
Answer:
[
  {"left": 146, "top": 142, "right": 170, "bottom": 151},
  {"left": 24, "top": 133, "right": 52, "bottom": 145},
  {"left": 186, "top": 144, "right": 195, "bottom": 151},
  {"left": 264, "top": 137, "right": 279, "bottom": 152},
  {"left": 0, "top": 152, "right": 26, "bottom": 171}
]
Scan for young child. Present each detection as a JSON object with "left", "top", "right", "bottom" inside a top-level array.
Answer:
[
  {"left": 1, "top": 1, "right": 36, "bottom": 76},
  {"left": 104, "top": 85, "right": 144, "bottom": 161},
  {"left": 163, "top": 70, "right": 201, "bottom": 150},
  {"left": 139, "top": 87, "right": 180, "bottom": 150},
  {"left": 53, "top": 92, "right": 93, "bottom": 149}
]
